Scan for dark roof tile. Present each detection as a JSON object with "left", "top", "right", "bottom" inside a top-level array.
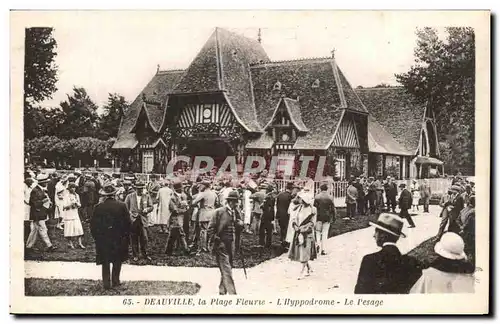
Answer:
[{"left": 355, "top": 87, "right": 426, "bottom": 153}]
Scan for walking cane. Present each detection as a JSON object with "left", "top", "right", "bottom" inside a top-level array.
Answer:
[{"left": 238, "top": 232, "right": 248, "bottom": 279}]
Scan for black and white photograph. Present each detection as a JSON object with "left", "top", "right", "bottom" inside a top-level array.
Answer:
[{"left": 10, "top": 10, "right": 489, "bottom": 314}]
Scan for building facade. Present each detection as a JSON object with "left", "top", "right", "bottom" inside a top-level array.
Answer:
[{"left": 113, "top": 28, "right": 441, "bottom": 179}]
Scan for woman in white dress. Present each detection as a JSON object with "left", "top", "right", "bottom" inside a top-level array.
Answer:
[
  {"left": 410, "top": 180, "right": 421, "bottom": 212},
  {"left": 62, "top": 183, "right": 85, "bottom": 249}
]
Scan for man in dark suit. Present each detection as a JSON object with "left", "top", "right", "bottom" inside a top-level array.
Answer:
[
  {"left": 314, "top": 183, "right": 336, "bottom": 255},
  {"left": 165, "top": 180, "right": 190, "bottom": 255},
  {"left": 91, "top": 184, "right": 131, "bottom": 289},
  {"left": 125, "top": 182, "right": 153, "bottom": 262},
  {"left": 354, "top": 213, "right": 422, "bottom": 294},
  {"left": 26, "top": 173, "right": 56, "bottom": 251},
  {"left": 276, "top": 182, "right": 293, "bottom": 249},
  {"left": 398, "top": 183, "right": 416, "bottom": 228},
  {"left": 384, "top": 176, "right": 398, "bottom": 213},
  {"left": 259, "top": 185, "right": 275, "bottom": 248},
  {"left": 207, "top": 190, "right": 244, "bottom": 295}
]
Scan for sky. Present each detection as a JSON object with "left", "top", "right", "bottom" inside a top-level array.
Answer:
[{"left": 11, "top": 10, "right": 471, "bottom": 109}]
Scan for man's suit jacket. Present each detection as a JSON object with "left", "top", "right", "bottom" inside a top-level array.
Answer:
[
  {"left": 354, "top": 244, "right": 422, "bottom": 294},
  {"left": 314, "top": 191, "right": 336, "bottom": 223},
  {"left": 169, "top": 191, "right": 188, "bottom": 227},
  {"left": 398, "top": 189, "right": 412, "bottom": 210},
  {"left": 276, "top": 191, "right": 292, "bottom": 220},
  {"left": 29, "top": 185, "right": 51, "bottom": 221},
  {"left": 125, "top": 191, "right": 153, "bottom": 224}
]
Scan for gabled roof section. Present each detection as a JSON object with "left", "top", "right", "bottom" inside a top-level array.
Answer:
[
  {"left": 355, "top": 87, "right": 426, "bottom": 153},
  {"left": 217, "top": 28, "right": 269, "bottom": 132},
  {"left": 116, "top": 69, "right": 184, "bottom": 139},
  {"left": 172, "top": 28, "right": 268, "bottom": 132},
  {"left": 264, "top": 97, "right": 309, "bottom": 132},
  {"left": 251, "top": 57, "right": 344, "bottom": 150},
  {"left": 368, "top": 115, "right": 413, "bottom": 156},
  {"left": 111, "top": 133, "right": 138, "bottom": 149},
  {"left": 336, "top": 67, "right": 369, "bottom": 113},
  {"left": 245, "top": 133, "right": 274, "bottom": 149}
]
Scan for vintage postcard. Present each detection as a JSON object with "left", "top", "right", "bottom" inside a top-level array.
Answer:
[{"left": 10, "top": 10, "right": 490, "bottom": 314}]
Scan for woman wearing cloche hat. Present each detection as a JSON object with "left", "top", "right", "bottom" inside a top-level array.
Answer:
[{"left": 410, "top": 232, "right": 475, "bottom": 293}]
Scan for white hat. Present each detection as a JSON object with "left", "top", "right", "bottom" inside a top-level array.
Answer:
[
  {"left": 297, "top": 190, "right": 314, "bottom": 206},
  {"left": 434, "top": 232, "right": 467, "bottom": 260},
  {"left": 35, "top": 173, "right": 50, "bottom": 183}
]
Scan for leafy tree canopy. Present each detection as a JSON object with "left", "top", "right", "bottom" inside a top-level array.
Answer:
[{"left": 396, "top": 27, "right": 475, "bottom": 172}]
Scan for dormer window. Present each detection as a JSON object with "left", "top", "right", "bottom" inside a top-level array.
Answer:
[
  {"left": 312, "top": 79, "right": 320, "bottom": 88},
  {"left": 273, "top": 81, "right": 282, "bottom": 91}
]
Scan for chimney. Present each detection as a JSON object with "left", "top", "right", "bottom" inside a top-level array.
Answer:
[
  {"left": 156, "top": 64, "right": 160, "bottom": 74},
  {"left": 257, "top": 28, "right": 262, "bottom": 44},
  {"left": 331, "top": 48, "right": 336, "bottom": 58}
]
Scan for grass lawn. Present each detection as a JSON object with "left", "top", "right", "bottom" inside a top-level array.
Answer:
[
  {"left": 406, "top": 236, "right": 440, "bottom": 269},
  {"left": 25, "top": 278, "right": 200, "bottom": 296},
  {"left": 25, "top": 208, "right": 379, "bottom": 268}
]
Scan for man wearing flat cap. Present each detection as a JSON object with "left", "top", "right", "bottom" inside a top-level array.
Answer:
[
  {"left": 355, "top": 213, "right": 422, "bottom": 294},
  {"left": 207, "top": 190, "right": 244, "bottom": 295},
  {"left": 91, "top": 183, "right": 131, "bottom": 289}
]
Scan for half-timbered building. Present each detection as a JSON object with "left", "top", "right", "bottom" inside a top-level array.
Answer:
[{"left": 113, "top": 27, "right": 441, "bottom": 179}]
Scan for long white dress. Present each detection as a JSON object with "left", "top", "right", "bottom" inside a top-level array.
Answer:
[
  {"left": 243, "top": 189, "right": 252, "bottom": 225},
  {"left": 62, "top": 193, "right": 84, "bottom": 237},
  {"left": 54, "top": 182, "right": 67, "bottom": 220},
  {"left": 156, "top": 187, "right": 173, "bottom": 225}
]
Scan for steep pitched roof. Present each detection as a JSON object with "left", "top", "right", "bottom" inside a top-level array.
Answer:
[
  {"left": 355, "top": 87, "right": 426, "bottom": 154},
  {"left": 264, "top": 97, "right": 309, "bottom": 132},
  {"left": 115, "top": 69, "right": 184, "bottom": 142},
  {"left": 172, "top": 28, "right": 269, "bottom": 132},
  {"left": 368, "top": 115, "right": 413, "bottom": 155},
  {"left": 250, "top": 58, "right": 345, "bottom": 150}
]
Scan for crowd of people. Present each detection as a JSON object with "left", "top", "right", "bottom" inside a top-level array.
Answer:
[
  {"left": 355, "top": 175, "right": 476, "bottom": 294},
  {"left": 23, "top": 165, "right": 476, "bottom": 294}
]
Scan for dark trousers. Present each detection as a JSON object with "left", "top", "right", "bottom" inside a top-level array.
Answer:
[
  {"left": 189, "top": 220, "right": 200, "bottom": 247},
  {"left": 368, "top": 192, "right": 376, "bottom": 214},
  {"left": 422, "top": 197, "right": 430, "bottom": 212},
  {"left": 102, "top": 261, "right": 122, "bottom": 289},
  {"left": 165, "top": 226, "right": 188, "bottom": 254},
  {"left": 278, "top": 215, "right": 289, "bottom": 247},
  {"left": 131, "top": 218, "right": 148, "bottom": 257},
  {"left": 356, "top": 198, "right": 365, "bottom": 215},
  {"left": 400, "top": 208, "right": 415, "bottom": 227},
  {"left": 346, "top": 203, "right": 356, "bottom": 218},
  {"left": 215, "top": 241, "right": 236, "bottom": 295},
  {"left": 259, "top": 220, "right": 273, "bottom": 247},
  {"left": 386, "top": 195, "right": 397, "bottom": 212},
  {"left": 85, "top": 205, "right": 95, "bottom": 222}
]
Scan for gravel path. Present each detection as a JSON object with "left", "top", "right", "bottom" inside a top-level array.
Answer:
[{"left": 25, "top": 206, "right": 441, "bottom": 295}]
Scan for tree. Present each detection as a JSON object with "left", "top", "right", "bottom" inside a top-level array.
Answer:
[
  {"left": 24, "top": 27, "right": 58, "bottom": 106},
  {"left": 99, "top": 93, "right": 128, "bottom": 139},
  {"left": 24, "top": 106, "right": 65, "bottom": 139},
  {"left": 396, "top": 27, "right": 475, "bottom": 173},
  {"left": 59, "top": 87, "right": 100, "bottom": 139}
]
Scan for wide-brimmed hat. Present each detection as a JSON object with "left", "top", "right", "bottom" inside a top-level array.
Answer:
[
  {"left": 99, "top": 183, "right": 117, "bottom": 196},
  {"left": 399, "top": 183, "right": 406, "bottom": 188},
  {"left": 36, "top": 173, "right": 50, "bottom": 184},
  {"left": 172, "top": 179, "right": 183, "bottom": 190},
  {"left": 74, "top": 170, "right": 82, "bottom": 176},
  {"left": 369, "top": 213, "right": 406, "bottom": 238},
  {"left": 226, "top": 190, "right": 240, "bottom": 201},
  {"left": 434, "top": 232, "right": 467, "bottom": 260},
  {"left": 297, "top": 190, "right": 314, "bottom": 205}
]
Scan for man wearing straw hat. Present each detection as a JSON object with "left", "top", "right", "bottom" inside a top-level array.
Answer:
[
  {"left": 26, "top": 173, "right": 56, "bottom": 252},
  {"left": 207, "top": 190, "right": 244, "bottom": 295},
  {"left": 355, "top": 213, "right": 422, "bottom": 294},
  {"left": 92, "top": 183, "right": 132, "bottom": 289}
]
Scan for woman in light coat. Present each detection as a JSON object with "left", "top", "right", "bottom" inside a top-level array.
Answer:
[
  {"left": 410, "top": 232, "right": 474, "bottom": 293},
  {"left": 288, "top": 191, "right": 317, "bottom": 280}
]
